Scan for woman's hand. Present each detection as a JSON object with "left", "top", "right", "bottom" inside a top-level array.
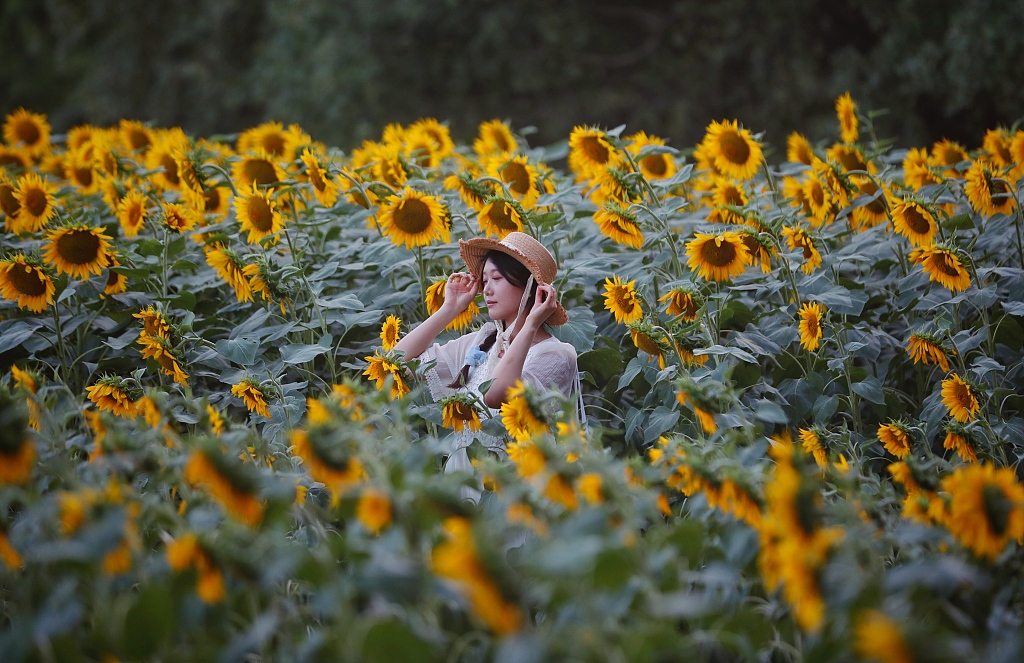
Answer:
[
  {"left": 442, "top": 272, "right": 479, "bottom": 312},
  {"left": 524, "top": 283, "right": 558, "bottom": 328}
]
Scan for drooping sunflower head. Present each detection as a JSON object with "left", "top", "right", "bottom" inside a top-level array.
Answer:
[
  {"left": 797, "top": 301, "right": 827, "bottom": 352},
  {"left": 362, "top": 351, "right": 409, "bottom": 399},
  {"left": 12, "top": 172, "right": 58, "bottom": 233},
  {"left": 850, "top": 176, "right": 889, "bottom": 231},
  {"left": 477, "top": 196, "right": 525, "bottom": 239},
  {"left": 42, "top": 224, "right": 113, "bottom": 280},
  {"left": 474, "top": 119, "right": 518, "bottom": 158},
  {"left": 736, "top": 228, "right": 774, "bottom": 274},
  {"left": 699, "top": 120, "right": 763, "bottom": 181},
  {"left": 826, "top": 143, "right": 867, "bottom": 173},
  {"left": 568, "top": 126, "right": 622, "bottom": 179},
  {"left": 593, "top": 201, "right": 644, "bottom": 249},
  {"left": 500, "top": 381, "right": 549, "bottom": 443},
  {"left": 877, "top": 420, "right": 913, "bottom": 459},
  {"left": 941, "top": 374, "right": 981, "bottom": 424},
  {"left": 964, "top": 161, "right": 1014, "bottom": 216},
  {"left": 918, "top": 243, "right": 971, "bottom": 292},
  {"left": 231, "top": 378, "right": 273, "bottom": 419},
  {"left": 942, "top": 420, "right": 978, "bottom": 464},
  {"left": 906, "top": 331, "right": 952, "bottom": 373},
  {"left": 659, "top": 285, "right": 702, "bottom": 321},
  {"left": 233, "top": 182, "right": 284, "bottom": 244},
  {"left": 3, "top": 108, "right": 51, "bottom": 156},
  {"left": 603, "top": 275, "right": 643, "bottom": 324},
  {"left": 835, "top": 92, "right": 859, "bottom": 144},
  {"left": 627, "top": 320, "right": 671, "bottom": 369},
  {"left": 0, "top": 253, "right": 54, "bottom": 313},
  {"left": 781, "top": 225, "right": 823, "bottom": 274},
  {"left": 64, "top": 146, "right": 99, "bottom": 194},
  {"left": 440, "top": 394, "right": 482, "bottom": 433},
  {"left": 184, "top": 444, "right": 265, "bottom": 527},
  {"left": 86, "top": 375, "right": 140, "bottom": 418},
  {"left": 206, "top": 244, "right": 253, "bottom": 303},
  {"left": 380, "top": 314, "right": 401, "bottom": 351},
  {"left": 786, "top": 132, "right": 815, "bottom": 165},
  {"left": 685, "top": 231, "right": 751, "bottom": 282},
  {"left": 377, "top": 187, "right": 450, "bottom": 249},
  {"left": 444, "top": 171, "right": 493, "bottom": 212},
  {"left": 290, "top": 427, "right": 366, "bottom": 507},
  {"left": 890, "top": 198, "right": 937, "bottom": 246},
  {"left": 299, "top": 149, "right": 340, "bottom": 208}
]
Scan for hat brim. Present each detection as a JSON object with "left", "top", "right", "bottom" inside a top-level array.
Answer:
[{"left": 459, "top": 238, "right": 568, "bottom": 326}]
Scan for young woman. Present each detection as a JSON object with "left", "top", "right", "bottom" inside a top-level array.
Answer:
[{"left": 393, "top": 232, "right": 579, "bottom": 500}]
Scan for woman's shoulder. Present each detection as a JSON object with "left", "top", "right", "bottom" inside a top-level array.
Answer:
[{"left": 531, "top": 335, "right": 577, "bottom": 360}]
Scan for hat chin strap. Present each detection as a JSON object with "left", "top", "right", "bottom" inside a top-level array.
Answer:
[{"left": 494, "top": 275, "right": 535, "bottom": 355}]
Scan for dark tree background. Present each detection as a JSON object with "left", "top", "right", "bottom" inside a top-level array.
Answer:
[{"left": 3, "top": 0, "right": 1023, "bottom": 152}]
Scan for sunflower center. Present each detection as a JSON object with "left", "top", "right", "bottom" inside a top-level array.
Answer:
[
  {"left": 15, "top": 119, "right": 41, "bottom": 146},
  {"left": 838, "top": 150, "right": 866, "bottom": 172},
  {"left": 951, "top": 383, "right": 973, "bottom": 409},
  {"left": 73, "top": 166, "right": 94, "bottom": 188},
  {"left": 719, "top": 130, "right": 750, "bottom": 165},
  {"left": 125, "top": 202, "right": 143, "bottom": 227},
  {"left": 808, "top": 182, "right": 825, "bottom": 207},
  {"left": 491, "top": 130, "right": 512, "bottom": 153},
  {"left": 983, "top": 484, "right": 1011, "bottom": 536},
  {"left": 860, "top": 181, "right": 886, "bottom": 214},
  {"left": 393, "top": 198, "right": 432, "bottom": 234},
  {"left": 0, "top": 152, "right": 28, "bottom": 169},
  {"left": 128, "top": 129, "right": 151, "bottom": 151},
  {"left": 10, "top": 262, "right": 46, "bottom": 296},
  {"left": 903, "top": 205, "right": 931, "bottom": 234},
  {"left": 262, "top": 134, "right": 286, "bottom": 157},
  {"left": 932, "top": 251, "right": 960, "bottom": 277},
  {"left": 248, "top": 196, "right": 275, "bottom": 232},
  {"left": 940, "top": 147, "right": 961, "bottom": 166},
  {"left": 57, "top": 229, "right": 101, "bottom": 265},
  {"left": 244, "top": 158, "right": 278, "bottom": 186},
  {"left": 805, "top": 313, "right": 820, "bottom": 336},
  {"left": 309, "top": 166, "right": 327, "bottom": 192},
  {"left": 106, "top": 269, "right": 121, "bottom": 288},
  {"left": 641, "top": 154, "right": 668, "bottom": 178},
  {"left": 502, "top": 162, "right": 531, "bottom": 196},
  {"left": 452, "top": 402, "right": 476, "bottom": 421},
  {"left": 990, "top": 178, "right": 1010, "bottom": 200},
  {"left": 487, "top": 202, "right": 520, "bottom": 232},
  {"left": 612, "top": 287, "right": 635, "bottom": 312},
  {"left": 582, "top": 136, "right": 610, "bottom": 165},
  {"left": 203, "top": 189, "right": 222, "bottom": 212},
  {"left": 721, "top": 185, "right": 744, "bottom": 206},
  {"left": 634, "top": 331, "right": 661, "bottom": 355},
  {"left": 701, "top": 236, "right": 738, "bottom": 266},
  {"left": 23, "top": 187, "right": 48, "bottom": 217},
  {"left": 0, "top": 184, "right": 20, "bottom": 216},
  {"left": 160, "top": 154, "right": 180, "bottom": 186}
]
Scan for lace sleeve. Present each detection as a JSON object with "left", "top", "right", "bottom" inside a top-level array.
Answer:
[
  {"left": 420, "top": 329, "right": 486, "bottom": 402},
  {"left": 522, "top": 341, "right": 578, "bottom": 397}
]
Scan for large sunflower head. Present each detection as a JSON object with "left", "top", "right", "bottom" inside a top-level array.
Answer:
[
  {"left": 0, "top": 146, "right": 30, "bottom": 172},
  {"left": 377, "top": 187, "right": 450, "bottom": 249},
  {"left": 964, "top": 161, "right": 1014, "bottom": 216},
  {"left": 626, "top": 131, "right": 677, "bottom": 181},
  {"left": 425, "top": 278, "right": 478, "bottom": 331},
  {"left": 930, "top": 139, "right": 967, "bottom": 171},
  {"left": 231, "top": 148, "right": 286, "bottom": 190},
  {"left": 835, "top": 92, "right": 859, "bottom": 144},
  {"left": 917, "top": 243, "right": 971, "bottom": 292},
  {"left": 299, "top": 149, "right": 340, "bottom": 208},
  {"left": 488, "top": 154, "right": 541, "bottom": 209},
  {"left": 474, "top": 119, "right": 518, "bottom": 158},
  {"left": 64, "top": 146, "right": 99, "bottom": 194},
  {"left": 781, "top": 226, "right": 823, "bottom": 274},
  {"left": 568, "top": 126, "right": 622, "bottom": 180},
  {"left": 940, "top": 463, "right": 1024, "bottom": 560},
  {"left": 797, "top": 302, "right": 826, "bottom": 352},
  {"left": 0, "top": 253, "right": 55, "bottom": 312},
  {"left": 826, "top": 144, "right": 867, "bottom": 173},
  {"left": 86, "top": 375, "right": 140, "bottom": 418},
  {"left": 941, "top": 374, "right": 981, "bottom": 424},
  {"left": 380, "top": 314, "right": 401, "bottom": 351},
  {"left": 237, "top": 121, "right": 288, "bottom": 158},
  {"left": 368, "top": 144, "right": 409, "bottom": 189},
  {"left": 877, "top": 421, "right": 913, "bottom": 459},
  {"left": 906, "top": 331, "right": 952, "bottom": 373},
  {"left": 627, "top": 320, "right": 671, "bottom": 369},
  {"left": 11, "top": 173, "right": 58, "bottom": 233},
  {"left": 409, "top": 118, "right": 455, "bottom": 159},
  {"left": 233, "top": 183, "right": 284, "bottom": 244},
  {"left": 162, "top": 203, "right": 196, "bottom": 234},
  {"left": 477, "top": 196, "right": 525, "bottom": 239},
  {"left": 850, "top": 176, "right": 889, "bottom": 231},
  {"left": 440, "top": 394, "right": 482, "bottom": 433},
  {"left": 3, "top": 108, "right": 51, "bottom": 157},
  {"left": 981, "top": 128, "right": 1014, "bottom": 170},
  {"left": 118, "top": 119, "right": 154, "bottom": 154},
  {"left": 593, "top": 201, "right": 644, "bottom": 249},
  {"left": 890, "top": 198, "right": 937, "bottom": 246},
  {"left": 43, "top": 224, "right": 113, "bottom": 279},
  {"left": 699, "top": 120, "right": 763, "bottom": 181},
  {"left": 685, "top": 231, "right": 751, "bottom": 282},
  {"left": 603, "top": 275, "right": 643, "bottom": 324},
  {"left": 362, "top": 351, "right": 409, "bottom": 399}
]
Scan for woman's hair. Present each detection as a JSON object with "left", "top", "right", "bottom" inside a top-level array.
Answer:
[{"left": 448, "top": 250, "right": 537, "bottom": 389}]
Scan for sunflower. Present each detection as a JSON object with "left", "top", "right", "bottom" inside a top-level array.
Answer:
[
  {"left": 782, "top": 226, "right": 822, "bottom": 274},
  {"left": 0, "top": 431, "right": 35, "bottom": 486},
  {"left": 12, "top": 173, "right": 58, "bottom": 232},
  {"left": 441, "top": 395, "right": 482, "bottom": 433},
  {"left": 402, "top": 127, "right": 443, "bottom": 169},
  {"left": 380, "top": 314, "right": 401, "bottom": 351},
  {"left": 290, "top": 428, "right": 366, "bottom": 506},
  {"left": 931, "top": 139, "right": 967, "bottom": 172},
  {"left": 686, "top": 231, "right": 751, "bottom": 282},
  {"left": 835, "top": 92, "right": 859, "bottom": 144},
  {"left": 699, "top": 119, "right": 763, "bottom": 181},
  {"left": 237, "top": 121, "right": 289, "bottom": 159},
  {"left": 377, "top": 187, "right": 450, "bottom": 249},
  {"left": 0, "top": 146, "right": 30, "bottom": 172},
  {"left": 915, "top": 244, "right": 971, "bottom": 292},
  {"left": 877, "top": 422, "right": 912, "bottom": 459},
  {"left": 798, "top": 302, "right": 826, "bottom": 351},
  {"left": 982, "top": 128, "right": 1014, "bottom": 169},
  {"left": 207, "top": 404, "right": 225, "bottom": 435},
  {"left": 568, "top": 126, "right": 622, "bottom": 180},
  {"left": 786, "top": 132, "right": 815, "bottom": 165},
  {"left": 940, "top": 463, "right": 1024, "bottom": 560},
  {"left": 160, "top": 203, "right": 195, "bottom": 234},
  {"left": 134, "top": 305, "right": 171, "bottom": 341},
  {"left": 738, "top": 229, "right": 774, "bottom": 273},
  {"left": 184, "top": 447, "right": 265, "bottom": 526},
  {"left": 802, "top": 175, "right": 833, "bottom": 226},
  {"left": 941, "top": 374, "right": 980, "bottom": 423},
  {"left": 890, "top": 198, "right": 937, "bottom": 246},
  {"left": 117, "top": 188, "right": 149, "bottom": 238},
  {"left": 231, "top": 379, "right": 272, "bottom": 418},
  {"left": 102, "top": 259, "right": 129, "bottom": 297},
  {"left": 826, "top": 143, "right": 867, "bottom": 173},
  {"left": 86, "top": 376, "right": 138, "bottom": 418},
  {"left": 363, "top": 351, "right": 409, "bottom": 398},
  {"left": 0, "top": 529, "right": 23, "bottom": 569},
  {"left": 603, "top": 276, "right": 643, "bottom": 324},
  {"left": 299, "top": 149, "right": 339, "bottom": 208},
  {"left": 410, "top": 118, "right": 455, "bottom": 159},
  {"left": 243, "top": 260, "right": 290, "bottom": 314},
  {"left": 474, "top": 120, "right": 518, "bottom": 158},
  {"left": 799, "top": 427, "right": 828, "bottom": 468},
  {"left": 850, "top": 176, "right": 889, "bottom": 230},
  {"left": 626, "top": 131, "right": 677, "bottom": 181},
  {"left": 118, "top": 119, "right": 153, "bottom": 153},
  {"left": 659, "top": 286, "right": 702, "bottom": 321},
  {"left": 489, "top": 154, "right": 541, "bottom": 209},
  {"left": 853, "top": 611, "right": 913, "bottom": 663},
  {"left": 206, "top": 245, "right": 253, "bottom": 302},
  {"left": 676, "top": 390, "right": 716, "bottom": 435},
  {"left": 3, "top": 108, "right": 50, "bottom": 156},
  {"left": 425, "top": 278, "right": 478, "bottom": 331},
  {"left": 0, "top": 254, "right": 55, "bottom": 312},
  {"left": 369, "top": 144, "right": 409, "bottom": 189},
  {"left": 589, "top": 165, "right": 642, "bottom": 207},
  {"left": 356, "top": 487, "right": 392, "bottom": 534},
  {"left": 500, "top": 382, "right": 547, "bottom": 442},
  {"left": 444, "top": 172, "right": 492, "bottom": 212},
  {"left": 231, "top": 148, "right": 287, "bottom": 189},
  {"left": 144, "top": 128, "right": 189, "bottom": 190},
  {"left": 477, "top": 196, "right": 525, "bottom": 238},
  {"left": 593, "top": 202, "right": 644, "bottom": 248},
  {"left": 628, "top": 321, "right": 670, "bottom": 369},
  {"left": 43, "top": 224, "right": 113, "bottom": 279},
  {"left": 64, "top": 146, "right": 99, "bottom": 194},
  {"left": 964, "top": 161, "right": 1014, "bottom": 216},
  {"left": 906, "top": 332, "right": 951, "bottom": 372},
  {"left": 233, "top": 182, "right": 284, "bottom": 244},
  {"left": 9, "top": 365, "right": 40, "bottom": 431},
  {"left": 173, "top": 150, "right": 208, "bottom": 212},
  {"left": 942, "top": 421, "right": 977, "bottom": 464}
]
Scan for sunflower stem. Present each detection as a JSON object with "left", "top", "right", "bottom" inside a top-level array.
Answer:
[
  {"left": 834, "top": 323, "right": 863, "bottom": 436},
  {"left": 51, "top": 303, "right": 69, "bottom": 384},
  {"left": 415, "top": 245, "right": 429, "bottom": 320},
  {"left": 1012, "top": 193, "right": 1024, "bottom": 271}
]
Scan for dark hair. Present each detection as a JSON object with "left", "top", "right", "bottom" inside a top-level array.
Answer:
[{"left": 448, "top": 250, "right": 538, "bottom": 389}]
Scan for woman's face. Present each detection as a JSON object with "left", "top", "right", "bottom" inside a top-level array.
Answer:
[{"left": 480, "top": 258, "right": 526, "bottom": 324}]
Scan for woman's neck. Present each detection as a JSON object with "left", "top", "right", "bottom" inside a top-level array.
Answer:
[{"left": 500, "top": 315, "right": 551, "bottom": 344}]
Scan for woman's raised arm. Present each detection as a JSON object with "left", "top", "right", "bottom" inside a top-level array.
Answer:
[{"left": 393, "top": 272, "right": 479, "bottom": 360}]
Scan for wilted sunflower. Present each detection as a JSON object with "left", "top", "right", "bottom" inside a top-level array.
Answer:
[
  {"left": 500, "top": 381, "right": 547, "bottom": 442},
  {"left": 913, "top": 244, "right": 971, "bottom": 292},
  {"left": 184, "top": 447, "right": 265, "bottom": 526},
  {"left": 43, "top": 224, "right": 113, "bottom": 279},
  {"left": 737, "top": 229, "right": 774, "bottom": 273},
  {"left": 86, "top": 376, "right": 138, "bottom": 418},
  {"left": 906, "top": 332, "right": 951, "bottom": 372},
  {"left": 206, "top": 245, "right": 253, "bottom": 303},
  {"left": 964, "top": 161, "right": 1014, "bottom": 216},
  {"left": 441, "top": 394, "right": 482, "bottom": 433},
  {"left": 942, "top": 421, "right": 978, "bottom": 464},
  {"left": 138, "top": 336, "right": 188, "bottom": 385},
  {"left": 290, "top": 428, "right": 366, "bottom": 506},
  {"left": 782, "top": 226, "right": 822, "bottom": 274},
  {"left": 568, "top": 126, "right": 622, "bottom": 180},
  {"left": 686, "top": 231, "right": 751, "bottom": 282},
  {"left": 835, "top": 92, "right": 859, "bottom": 143},
  {"left": 363, "top": 351, "right": 409, "bottom": 398},
  {"left": 941, "top": 374, "right": 980, "bottom": 423},
  {"left": 134, "top": 305, "right": 171, "bottom": 341},
  {"left": 603, "top": 276, "right": 643, "bottom": 324},
  {"left": 11, "top": 173, "right": 57, "bottom": 232},
  {"left": 116, "top": 188, "right": 149, "bottom": 238},
  {"left": 243, "top": 260, "right": 290, "bottom": 315},
  {"left": 890, "top": 199, "right": 937, "bottom": 246},
  {"left": 700, "top": 119, "right": 763, "bottom": 181},
  {"left": 3, "top": 108, "right": 50, "bottom": 156},
  {"left": 659, "top": 286, "right": 701, "bottom": 321},
  {"left": 0, "top": 254, "right": 55, "bottom": 312},
  {"left": 940, "top": 463, "right": 1024, "bottom": 561},
  {"left": 378, "top": 187, "right": 450, "bottom": 249},
  {"left": 380, "top": 314, "right": 401, "bottom": 351},
  {"left": 425, "top": 278, "right": 478, "bottom": 331},
  {"left": 877, "top": 421, "right": 912, "bottom": 459},
  {"left": 676, "top": 390, "right": 716, "bottom": 435},
  {"left": 786, "top": 132, "right": 815, "bottom": 165},
  {"left": 797, "top": 302, "right": 826, "bottom": 351},
  {"left": 474, "top": 119, "right": 518, "bottom": 158},
  {"left": 231, "top": 379, "right": 272, "bottom": 418},
  {"left": 489, "top": 154, "right": 541, "bottom": 209},
  {"left": 593, "top": 202, "right": 644, "bottom": 248},
  {"left": 233, "top": 182, "right": 284, "bottom": 244},
  {"left": 300, "top": 148, "right": 339, "bottom": 208}
]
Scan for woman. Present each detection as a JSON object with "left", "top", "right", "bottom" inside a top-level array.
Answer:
[{"left": 393, "top": 232, "right": 579, "bottom": 500}]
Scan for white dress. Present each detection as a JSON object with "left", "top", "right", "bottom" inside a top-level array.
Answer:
[{"left": 420, "top": 321, "right": 578, "bottom": 500}]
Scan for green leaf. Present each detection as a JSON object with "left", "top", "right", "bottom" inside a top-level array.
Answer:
[
  {"left": 216, "top": 334, "right": 260, "bottom": 366},
  {"left": 280, "top": 334, "right": 334, "bottom": 364},
  {"left": 941, "top": 213, "right": 974, "bottom": 231},
  {"left": 813, "top": 394, "right": 839, "bottom": 420},
  {"left": 645, "top": 406, "right": 680, "bottom": 443},
  {"left": 123, "top": 585, "right": 174, "bottom": 660},
  {"left": 851, "top": 376, "right": 885, "bottom": 404},
  {"left": 549, "top": 306, "right": 596, "bottom": 353},
  {"left": 578, "top": 347, "right": 623, "bottom": 385},
  {"left": 360, "top": 620, "right": 439, "bottom": 663},
  {"left": 754, "top": 400, "right": 788, "bottom": 424},
  {"left": 0, "top": 320, "right": 42, "bottom": 354}
]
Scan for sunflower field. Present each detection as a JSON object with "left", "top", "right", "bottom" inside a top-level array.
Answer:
[{"left": 1, "top": 97, "right": 1024, "bottom": 663}]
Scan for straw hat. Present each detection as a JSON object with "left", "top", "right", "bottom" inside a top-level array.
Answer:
[{"left": 459, "top": 232, "right": 568, "bottom": 326}]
